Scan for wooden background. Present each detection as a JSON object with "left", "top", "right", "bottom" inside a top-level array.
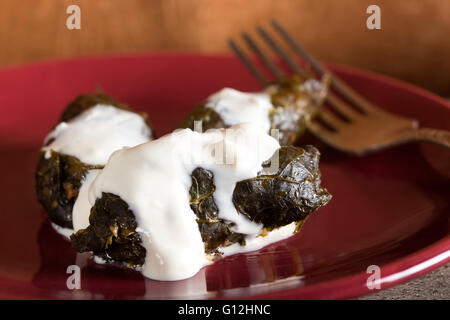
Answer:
[{"left": 0, "top": 0, "right": 449, "bottom": 95}]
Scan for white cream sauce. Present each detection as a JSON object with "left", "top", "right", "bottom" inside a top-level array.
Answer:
[
  {"left": 205, "top": 80, "right": 327, "bottom": 137},
  {"left": 46, "top": 104, "right": 151, "bottom": 238},
  {"left": 205, "top": 88, "right": 273, "bottom": 133},
  {"left": 221, "top": 222, "right": 297, "bottom": 256},
  {"left": 43, "top": 104, "right": 151, "bottom": 165},
  {"left": 75, "top": 123, "right": 299, "bottom": 281},
  {"left": 72, "top": 169, "right": 101, "bottom": 232},
  {"left": 50, "top": 223, "right": 74, "bottom": 240}
]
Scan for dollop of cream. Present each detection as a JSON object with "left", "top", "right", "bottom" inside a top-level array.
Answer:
[
  {"left": 43, "top": 104, "right": 151, "bottom": 165},
  {"left": 72, "top": 169, "right": 101, "bottom": 232},
  {"left": 50, "top": 223, "right": 74, "bottom": 240},
  {"left": 205, "top": 88, "right": 273, "bottom": 133},
  {"left": 205, "top": 80, "right": 327, "bottom": 138},
  {"left": 78, "top": 123, "right": 294, "bottom": 281}
]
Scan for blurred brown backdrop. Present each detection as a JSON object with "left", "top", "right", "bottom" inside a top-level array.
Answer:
[{"left": 0, "top": 0, "right": 449, "bottom": 95}]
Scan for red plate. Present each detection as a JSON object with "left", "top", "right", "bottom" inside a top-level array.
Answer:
[{"left": 0, "top": 54, "right": 449, "bottom": 299}]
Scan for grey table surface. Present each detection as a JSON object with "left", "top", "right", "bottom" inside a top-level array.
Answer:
[{"left": 356, "top": 263, "right": 449, "bottom": 300}]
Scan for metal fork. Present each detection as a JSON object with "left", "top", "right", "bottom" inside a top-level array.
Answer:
[{"left": 229, "top": 20, "right": 450, "bottom": 155}]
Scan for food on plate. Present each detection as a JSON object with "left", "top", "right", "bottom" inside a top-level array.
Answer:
[
  {"left": 179, "top": 74, "right": 329, "bottom": 145},
  {"left": 70, "top": 123, "right": 331, "bottom": 280},
  {"left": 35, "top": 75, "right": 332, "bottom": 282},
  {"left": 35, "top": 93, "right": 153, "bottom": 230}
]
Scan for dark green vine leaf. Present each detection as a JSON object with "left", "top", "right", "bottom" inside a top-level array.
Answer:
[{"left": 233, "top": 145, "right": 331, "bottom": 229}]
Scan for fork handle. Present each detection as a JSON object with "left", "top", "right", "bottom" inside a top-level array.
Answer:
[{"left": 407, "top": 128, "right": 450, "bottom": 149}]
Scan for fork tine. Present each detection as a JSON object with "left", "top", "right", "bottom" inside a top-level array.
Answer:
[
  {"left": 317, "top": 108, "right": 346, "bottom": 130},
  {"left": 326, "top": 94, "right": 362, "bottom": 121},
  {"left": 271, "top": 19, "right": 378, "bottom": 114},
  {"left": 271, "top": 20, "right": 323, "bottom": 77},
  {"left": 241, "top": 32, "right": 286, "bottom": 80},
  {"left": 307, "top": 121, "right": 337, "bottom": 142},
  {"left": 257, "top": 26, "right": 305, "bottom": 75},
  {"left": 228, "top": 39, "right": 268, "bottom": 86},
  {"left": 256, "top": 25, "right": 363, "bottom": 122}
]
